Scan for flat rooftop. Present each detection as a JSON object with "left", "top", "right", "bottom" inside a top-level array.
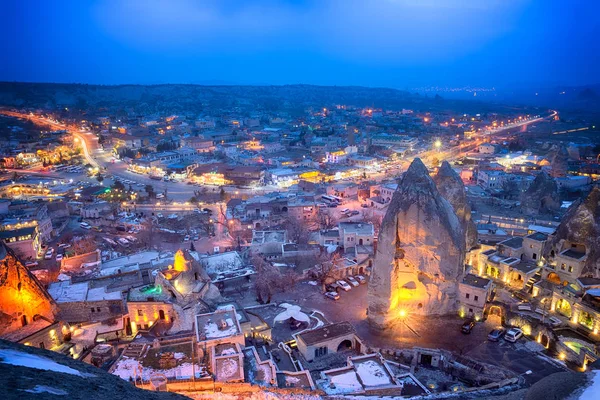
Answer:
[
  {"left": 195, "top": 309, "right": 241, "bottom": 342},
  {"left": 561, "top": 249, "right": 587, "bottom": 260},
  {"left": 339, "top": 222, "right": 374, "bottom": 236},
  {"left": 461, "top": 274, "right": 491, "bottom": 289},
  {"left": 499, "top": 237, "right": 523, "bottom": 249},
  {"left": 526, "top": 232, "right": 548, "bottom": 242},
  {"left": 297, "top": 322, "right": 355, "bottom": 346}
]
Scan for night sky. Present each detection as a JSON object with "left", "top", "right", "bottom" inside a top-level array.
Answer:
[{"left": 2, "top": 0, "right": 598, "bottom": 88}]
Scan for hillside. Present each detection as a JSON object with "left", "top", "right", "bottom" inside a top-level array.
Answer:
[
  {"left": 0, "top": 82, "right": 525, "bottom": 117},
  {"left": 0, "top": 339, "right": 187, "bottom": 400}
]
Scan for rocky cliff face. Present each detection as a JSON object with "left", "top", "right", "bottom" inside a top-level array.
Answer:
[
  {"left": 544, "top": 187, "right": 600, "bottom": 278},
  {"left": 0, "top": 340, "right": 187, "bottom": 400},
  {"left": 433, "top": 161, "right": 478, "bottom": 250},
  {"left": 368, "top": 159, "right": 466, "bottom": 329},
  {"left": 0, "top": 244, "right": 56, "bottom": 336},
  {"left": 521, "top": 171, "right": 561, "bottom": 216},
  {"left": 548, "top": 145, "right": 570, "bottom": 178}
]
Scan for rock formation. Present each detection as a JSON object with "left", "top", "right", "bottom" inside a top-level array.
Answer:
[
  {"left": 548, "top": 145, "right": 570, "bottom": 178},
  {"left": 433, "top": 161, "right": 478, "bottom": 250},
  {"left": 521, "top": 171, "right": 561, "bottom": 216},
  {"left": 544, "top": 187, "right": 600, "bottom": 278},
  {"left": 368, "top": 159, "right": 466, "bottom": 330},
  {"left": 0, "top": 244, "right": 57, "bottom": 337}
]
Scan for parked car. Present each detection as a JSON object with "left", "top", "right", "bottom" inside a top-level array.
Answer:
[
  {"left": 80, "top": 222, "right": 91, "bottom": 229},
  {"left": 44, "top": 248, "right": 55, "bottom": 260},
  {"left": 326, "top": 283, "right": 340, "bottom": 293},
  {"left": 355, "top": 275, "right": 367, "bottom": 284},
  {"left": 361, "top": 204, "right": 368, "bottom": 208},
  {"left": 184, "top": 235, "right": 190, "bottom": 242},
  {"left": 324, "top": 292, "right": 340, "bottom": 301},
  {"left": 58, "top": 243, "right": 71, "bottom": 249},
  {"left": 346, "top": 276, "right": 359, "bottom": 287},
  {"left": 24, "top": 261, "right": 39, "bottom": 268},
  {"left": 337, "top": 280, "right": 352, "bottom": 291},
  {"left": 504, "top": 328, "right": 523, "bottom": 343},
  {"left": 55, "top": 254, "right": 63, "bottom": 262},
  {"left": 340, "top": 208, "right": 350, "bottom": 214},
  {"left": 461, "top": 320, "right": 476, "bottom": 334},
  {"left": 328, "top": 203, "right": 338, "bottom": 208},
  {"left": 203, "top": 208, "right": 212, "bottom": 214},
  {"left": 350, "top": 210, "right": 360, "bottom": 216},
  {"left": 487, "top": 328, "right": 506, "bottom": 342}
]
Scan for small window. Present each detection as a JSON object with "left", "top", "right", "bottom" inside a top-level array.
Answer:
[
  {"left": 533, "top": 253, "right": 537, "bottom": 259},
  {"left": 561, "top": 264, "right": 566, "bottom": 270},
  {"left": 96, "top": 307, "right": 101, "bottom": 312},
  {"left": 465, "top": 293, "right": 470, "bottom": 299},
  {"left": 137, "top": 310, "right": 143, "bottom": 316},
  {"left": 568, "top": 266, "right": 573, "bottom": 273},
  {"left": 91, "top": 308, "right": 95, "bottom": 313},
  {"left": 474, "top": 295, "right": 479, "bottom": 301}
]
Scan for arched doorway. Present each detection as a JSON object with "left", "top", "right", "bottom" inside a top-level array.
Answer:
[
  {"left": 359, "top": 238, "right": 363, "bottom": 245},
  {"left": 556, "top": 299, "right": 572, "bottom": 318},
  {"left": 337, "top": 339, "right": 353, "bottom": 352},
  {"left": 159, "top": 310, "right": 165, "bottom": 320},
  {"left": 548, "top": 272, "right": 561, "bottom": 285},
  {"left": 484, "top": 304, "right": 505, "bottom": 325}
]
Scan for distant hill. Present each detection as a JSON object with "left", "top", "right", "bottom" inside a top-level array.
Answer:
[
  {"left": 0, "top": 82, "right": 526, "bottom": 116},
  {"left": 0, "top": 339, "right": 186, "bottom": 400}
]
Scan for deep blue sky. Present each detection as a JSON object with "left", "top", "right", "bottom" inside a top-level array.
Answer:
[{"left": 1, "top": 0, "right": 598, "bottom": 88}]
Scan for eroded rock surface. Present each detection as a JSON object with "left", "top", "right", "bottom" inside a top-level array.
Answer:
[
  {"left": 368, "top": 158, "right": 465, "bottom": 329},
  {"left": 521, "top": 171, "right": 560, "bottom": 216},
  {"left": 433, "top": 161, "right": 478, "bottom": 250},
  {"left": 544, "top": 187, "right": 600, "bottom": 278}
]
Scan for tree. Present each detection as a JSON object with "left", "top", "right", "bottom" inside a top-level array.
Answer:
[
  {"left": 72, "top": 236, "right": 97, "bottom": 255},
  {"left": 252, "top": 255, "right": 287, "bottom": 304},
  {"left": 112, "top": 180, "right": 125, "bottom": 191},
  {"left": 317, "top": 209, "right": 338, "bottom": 230},
  {"left": 145, "top": 185, "right": 155, "bottom": 198},
  {"left": 190, "top": 241, "right": 196, "bottom": 251},
  {"left": 313, "top": 251, "right": 341, "bottom": 292},
  {"left": 284, "top": 218, "right": 310, "bottom": 246}
]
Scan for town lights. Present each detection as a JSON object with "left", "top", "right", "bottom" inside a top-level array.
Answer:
[
  {"left": 434, "top": 140, "right": 442, "bottom": 150},
  {"left": 398, "top": 309, "right": 407, "bottom": 319}
]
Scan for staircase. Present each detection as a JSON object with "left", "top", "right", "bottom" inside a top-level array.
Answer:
[
  {"left": 123, "top": 343, "right": 146, "bottom": 358},
  {"left": 525, "top": 270, "right": 542, "bottom": 293}
]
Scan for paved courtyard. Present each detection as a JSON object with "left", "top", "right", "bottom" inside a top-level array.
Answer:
[{"left": 265, "top": 279, "right": 565, "bottom": 384}]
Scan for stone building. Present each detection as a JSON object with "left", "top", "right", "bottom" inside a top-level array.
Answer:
[
  {"left": 47, "top": 280, "right": 125, "bottom": 324},
  {"left": 296, "top": 322, "right": 361, "bottom": 362},
  {"left": 458, "top": 274, "right": 493, "bottom": 320},
  {"left": 544, "top": 187, "right": 600, "bottom": 281},
  {"left": 368, "top": 159, "right": 466, "bottom": 329}
]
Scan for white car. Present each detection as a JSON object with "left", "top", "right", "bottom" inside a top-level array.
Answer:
[
  {"left": 340, "top": 208, "right": 350, "bottom": 214},
  {"left": 355, "top": 275, "right": 367, "bottom": 284},
  {"left": 184, "top": 235, "right": 190, "bottom": 242},
  {"left": 504, "top": 328, "right": 523, "bottom": 343},
  {"left": 44, "top": 248, "right": 55, "bottom": 260},
  {"left": 336, "top": 280, "right": 352, "bottom": 291},
  {"left": 56, "top": 254, "right": 63, "bottom": 262},
  {"left": 346, "top": 276, "right": 359, "bottom": 287}
]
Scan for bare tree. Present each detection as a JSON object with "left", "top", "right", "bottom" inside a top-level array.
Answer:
[
  {"left": 72, "top": 236, "right": 98, "bottom": 255},
  {"left": 251, "top": 255, "right": 292, "bottom": 303},
  {"left": 284, "top": 217, "right": 311, "bottom": 246},
  {"left": 317, "top": 209, "right": 338, "bottom": 230},
  {"left": 312, "top": 250, "right": 341, "bottom": 292},
  {"left": 362, "top": 209, "right": 383, "bottom": 235}
]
